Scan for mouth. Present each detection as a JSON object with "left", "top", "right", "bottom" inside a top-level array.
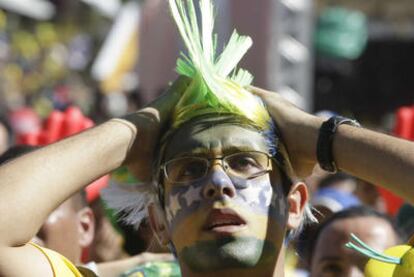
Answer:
[{"left": 203, "top": 208, "right": 247, "bottom": 235}]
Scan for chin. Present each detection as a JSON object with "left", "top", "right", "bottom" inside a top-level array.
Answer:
[{"left": 179, "top": 236, "right": 277, "bottom": 272}]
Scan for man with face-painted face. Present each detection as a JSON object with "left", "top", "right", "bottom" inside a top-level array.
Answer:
[
  {"left": 1, "top": 0, "right": 414, "bottom": 276},
  {"left": 145, "top": 117, "right": 308, "bottom": 276},
  {"left": 105, "top": 1, "right": 311, "bottom": 275}
]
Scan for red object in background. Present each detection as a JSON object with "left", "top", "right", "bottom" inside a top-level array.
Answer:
[
  {"left": 10, "top": 108, "right": 41, "bottom": 141},
  {"left": 17, "top": 106, "right": 109, "bottom": 206},
  {"left": 18, "top": 106, "right": 91, "bottom": 145},
  {"left": 393, "top": 106, "right": 414, "bottom": 140},
  {"left": 379, "top": 106, "right": 414, "bottom": 215},
  {"left": 378, "top": 188, "right": 404, "bottom": 216},
  {"left": 86, "top": 175, "right": 111, "bottom": 203}
]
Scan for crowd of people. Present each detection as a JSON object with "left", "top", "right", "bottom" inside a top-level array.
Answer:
[{"left": 1, "top": 0, "right": 414, "bottom": 277}]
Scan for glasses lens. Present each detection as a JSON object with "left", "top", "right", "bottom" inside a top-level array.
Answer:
[
  {"left": 165, "top": 157, "right": 208, "bottom": 184},
  {"left": 224, "top": 152, "right": 269, "bottom": 179}
]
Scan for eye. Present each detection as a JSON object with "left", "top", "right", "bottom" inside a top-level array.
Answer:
[
  {"left": 226, "top": 154, "right": 261, "bottom": 173},
  {"left": 167, "top": 158, "right": 207, "bottom": 183},
  {"left": 181, "top": 160, "right": 205, "bottom": 177}
]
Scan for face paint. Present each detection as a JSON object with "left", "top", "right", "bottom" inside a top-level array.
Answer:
[
  {"left": 268, "top": 180, "right": 288, "bottom": 227},
  {"left": 162, "top": 122, "right": 290, "bottom": 273},
  {"left": 180, "top": 237, "right": 276, "bottom": 272},
  {"left": 165, "top": 170, "right": 276, "bottom": 229}
]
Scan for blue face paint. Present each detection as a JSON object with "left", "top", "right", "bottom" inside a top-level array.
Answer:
[
  {"left": 268, "top": 183, "right": 287, "bottom": 224},
  {"left": 165, "top": 169, "right": 283, "bottom": 231}
]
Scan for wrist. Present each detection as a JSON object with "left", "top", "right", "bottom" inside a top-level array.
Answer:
[
  {"left": 316, "top": 116, "right": 361, "bottom": 172},
  {"left": 286, "top": 115, "right": 323, "bottom": 164}
]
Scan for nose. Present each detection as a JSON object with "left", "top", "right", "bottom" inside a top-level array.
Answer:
[{"left": 202, "top": 167, "right": 236, "bottom": 199}]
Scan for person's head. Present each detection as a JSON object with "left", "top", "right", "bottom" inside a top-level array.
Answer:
[
  {"left": 0, "top": 145, "right": 95, "bottom": 263},
  {"left": 317, "top": 172, "right": 357, "bottom": 192},
  {"left": 309, "top": 206, "right": 400, "bottom": 277},
  {"left": 148, "top": 113, "right": 309, "bottom": 276},
  {"left": 312, "top": 173, "right": 360, "bottom": 221}
]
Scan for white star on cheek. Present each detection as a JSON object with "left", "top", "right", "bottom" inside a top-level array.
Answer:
[
  {"left": 182, "top": 185, "right": 202, "bottom": 207},
  {"left": 167, "top": 193, "right": 182, "bottom": 218},
  {"left": 241, "top": 185, "right": 262, "bottom": 206}
]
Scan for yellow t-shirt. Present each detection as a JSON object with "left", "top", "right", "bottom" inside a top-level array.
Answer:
[{"left": 29, "top": 243, "right": 96, "bottom": 277}]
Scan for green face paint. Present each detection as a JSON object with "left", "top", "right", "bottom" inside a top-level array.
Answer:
[{"left": 180, "top": 237, "right": 276, "bottom": 272}]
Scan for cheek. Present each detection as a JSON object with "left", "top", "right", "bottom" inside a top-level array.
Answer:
[
  {"left": 235, "top": 175, "right": 287, "bottom": 220},
  {"left": 165, "top": 181, "right": 205, "bottom": 231},
  {"left": 41, "top": 211, "right": 78, "bottom": 245},
  {"left": 268, "top": 183, "right": 288, "bottom": 225},
  {"left": 44, "top": 209, "right": 77, "bottom": 231},
  {"left": 234, "top": 175, "right": 273, "bottom": 214}
]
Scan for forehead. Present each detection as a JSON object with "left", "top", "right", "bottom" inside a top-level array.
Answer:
[
  {"left": 164, "top": 122, "right": 269, "bottom": 160},
  {"left": 315, "top": 216, "right": 397, "bottom": 257}
]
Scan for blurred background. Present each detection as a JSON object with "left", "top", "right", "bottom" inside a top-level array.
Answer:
[
  {"left": 0, "top": 0, "right": 414, "bottom": 226},
  {"left": 0, "top": 0, "right": 413, "bottom": 122}
]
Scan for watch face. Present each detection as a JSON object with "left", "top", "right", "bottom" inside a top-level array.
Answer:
[{"left": 333, "top": 116, "right": 360, "bottom": 131}]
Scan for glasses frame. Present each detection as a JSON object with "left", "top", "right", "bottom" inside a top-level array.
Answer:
[{"left": 160, "top": 150, "right": 274, "bottom": 185}]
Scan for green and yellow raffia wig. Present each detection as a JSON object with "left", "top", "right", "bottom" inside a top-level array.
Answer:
[{"left": 167, "top": 0, "right": 271, "bottom": 132}]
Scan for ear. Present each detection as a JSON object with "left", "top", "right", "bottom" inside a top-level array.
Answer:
[
  {"left": 76, "top": 207, "right": 95, "bottom": 248},
  {"left": 147, "top": 203, "right": 171, "bottom": 246},
  {"left": 286, "top": 182, "right": 309, "bottom": 230}
]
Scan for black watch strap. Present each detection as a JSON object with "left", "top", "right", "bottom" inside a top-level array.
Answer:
[{"left": 317, "top": 116, "right": 360, "bottom": 172}]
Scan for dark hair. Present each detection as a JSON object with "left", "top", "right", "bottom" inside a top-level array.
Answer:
[
  {"left": 318, "top": 172, "right": 355, "bottom": 189},
  {"left": 0, "top": 145, "right": 39, "bottom": 165},
  {"left": 306, "top": 206, "right": 401, "bottom": 266},
  {"left": 396, "top": 203, "right": 414, "bottom": 239},
  {"left": 0, "top": 145, "right": 88, "bottom": 209}
]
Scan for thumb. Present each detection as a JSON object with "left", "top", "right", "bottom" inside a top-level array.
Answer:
[
  {"left": 149, "top": 76, "right": 192, "bottom": 112},
  {"left": 247, "top": 85, "right": 272, "bottom": 97}
]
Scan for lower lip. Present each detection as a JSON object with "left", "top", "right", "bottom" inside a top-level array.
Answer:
[{"left": 207, "top": 224, "right": 247, "bottom": 235}]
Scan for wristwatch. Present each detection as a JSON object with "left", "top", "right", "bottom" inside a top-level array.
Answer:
[{"left": 317, "top": 116, "right": 361, "bottom": 172}]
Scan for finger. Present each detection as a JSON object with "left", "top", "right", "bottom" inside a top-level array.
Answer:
[
  {"left": 144, "top": 76, "right": 192, "bottom": 122},
  {"left": 165, "top": 75, "right": 192, "bottom": 96},
  {"left": 247, "top": 85, "right": 271, "bottom": 96},
  {"left": 150, "top": 75, "right": 192, "bottom": 109}
]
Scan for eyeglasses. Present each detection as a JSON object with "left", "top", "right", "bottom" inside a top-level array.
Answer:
[{"left": 161, "top": 151, "right": 273, "bottom": 185}]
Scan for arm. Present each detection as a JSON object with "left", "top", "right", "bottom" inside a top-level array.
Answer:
[
  {"left": 0, "top": 77, "right": 189, "bottom": 276},
  {"left": 0, "top": 120, "right": 135, "bottom": 276},
  {"left": 249, "top": 86, "right": 414, "bottom": 203}
]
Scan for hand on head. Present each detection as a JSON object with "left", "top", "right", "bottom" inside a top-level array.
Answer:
[
  {"left": 123, "top": 76, "right": 191, "bottom": 182},
  {"left": 248, "top": 86, "right": 323, "bottom": 177}
]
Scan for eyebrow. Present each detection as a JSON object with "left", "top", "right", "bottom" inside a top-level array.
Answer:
[{"left": 174, "top": 145, "right": 267, "bottom": 158}]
